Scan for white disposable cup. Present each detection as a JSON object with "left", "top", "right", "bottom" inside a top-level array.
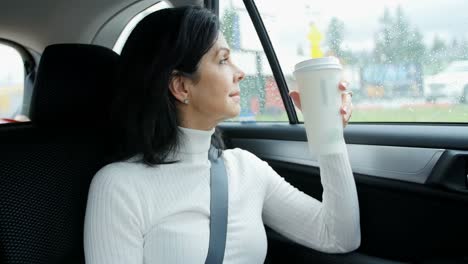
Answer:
[{"left": 293, "top": 57, "right": 345, "bottom": 156}]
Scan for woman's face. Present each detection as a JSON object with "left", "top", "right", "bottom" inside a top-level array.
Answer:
[{"left": 183, "top": 34, "right": 245, "bottom": 126}]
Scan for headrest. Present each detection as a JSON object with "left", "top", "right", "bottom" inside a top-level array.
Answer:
[{"left": 30, "top": 44, "right": 119, "bottom": 128}]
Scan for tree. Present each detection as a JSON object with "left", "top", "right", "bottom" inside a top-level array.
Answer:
[
  {"left": 431, "top": 35, "right": 447, "bottom": 54},
  {"left": 373, "top": 5, "right": 425, "bottom": 64},
  {"left": 325, "top": 17, "right": 358, "bottom": 64},
  {"left": 427, "top": 35, "right": 448, "bottom": 73},
  {"left": 220, "top": 8, "right": 240, "bottom": 50},
  {"left": 442, "top": 38, "right": 467, "bottom": 62},
  {"left": 406, "top": 28, "right": 425, "bottom": 64},
  {"left": 460, "top": 39, "right": 468, "bottom": 59},
  {"left": 373, "top": 7, "right": 393, "bottom": 63},
  {"left": 326, "top": 17, "right": 345, "bottom": 57},
  {"left": 453, "top": 39, "right": 468, "bottom": 60}
]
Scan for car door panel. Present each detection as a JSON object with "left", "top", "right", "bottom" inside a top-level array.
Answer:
[
  {"left": 220, "top": 123, "right": 468, "bottom": 263},
  {"left": 229, "top": 138, "right": 443, "bottom": 184}
]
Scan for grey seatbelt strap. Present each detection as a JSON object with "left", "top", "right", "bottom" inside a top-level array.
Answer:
[{"left": 205, "top": 147, "right": 229, "bottom": 264}]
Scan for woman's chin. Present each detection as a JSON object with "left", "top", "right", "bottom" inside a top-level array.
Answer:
[
  {"left": 216, "top": 104, "right": 241, "bottom": 122},
  {"left": 231, "top": 105, "right": 241, "bottom": 117},
  {"left": 223, "top": 107, "right": 241, "bottom": 120}
]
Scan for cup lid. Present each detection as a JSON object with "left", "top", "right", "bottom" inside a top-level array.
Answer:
[{"left": 294, "top": 57, "right": 342, "bottom": 72}]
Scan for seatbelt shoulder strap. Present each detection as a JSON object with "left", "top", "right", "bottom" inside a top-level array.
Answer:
[{"left": 205, "top": 147, "right": 229, "bottom": 264}]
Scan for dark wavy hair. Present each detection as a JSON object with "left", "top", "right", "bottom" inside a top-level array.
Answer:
[{"left": 110, "top": 6, "right": 225, "bottom": 166}]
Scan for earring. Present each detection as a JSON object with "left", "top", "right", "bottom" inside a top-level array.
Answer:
[{"left": 183, "top": 98, "right": 189, "bottom": 104}]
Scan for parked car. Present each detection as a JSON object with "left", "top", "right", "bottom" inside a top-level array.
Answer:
[{"left": 424, "top": 60, "right": 468, "bottom": 103}]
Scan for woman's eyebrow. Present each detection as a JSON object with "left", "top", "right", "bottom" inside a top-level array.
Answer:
[{"left": 216, "top": 47, "right": 230, "bottom": 55}]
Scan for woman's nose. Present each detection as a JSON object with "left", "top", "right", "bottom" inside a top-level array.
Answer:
[{"left": 235, "top": 67, "right": 245, "bottom": 82}]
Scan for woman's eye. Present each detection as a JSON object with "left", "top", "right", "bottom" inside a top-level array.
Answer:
[{"left": 220, "top": 57, "right": 229, "bottom": 64}]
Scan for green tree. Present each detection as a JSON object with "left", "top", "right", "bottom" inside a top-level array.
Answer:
[
  {"left": 454, "top": 39, "right": 468, "bottom": 60},
  {"left": 461, "top": 40, "right": 468, "bottom": 59},
  {"left": 326, "top": 17, "right": 345, "bottom": 57},
  {"left": 427, "top": 35, "right": 448, "bottom": 73},
  {"left": 431, "top": 35, "right": 447, "bottom": 54},
  {"left": 325, "top": 17, "right": 358, "bottom": 64},
  {"left": 220, "top": 8, "right": 238, "bottom": 49},
  {"left": 406, "top": 29, "right": 425, "bottom": 63},
  {"left": 430, "top": 37, "right": 468, "bottom": 72},
  {"left": 374, "top": 7, "right": 393, "bottom": 63},
  {"left": 373, "top": 6, "right": 425, "bottom": 64}
]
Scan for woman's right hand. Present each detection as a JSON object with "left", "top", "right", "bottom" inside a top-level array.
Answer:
[{"left": 289, "top": 82, "right": 353, "bottom": 128}]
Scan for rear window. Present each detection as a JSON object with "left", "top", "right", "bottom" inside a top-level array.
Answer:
[{"left": 0, "top": 44, "right": 26, "bottom": 124}]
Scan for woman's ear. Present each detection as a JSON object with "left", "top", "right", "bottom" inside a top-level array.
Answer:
[{"left": 169, "top": 72, "right": 190, "bottom": 104}]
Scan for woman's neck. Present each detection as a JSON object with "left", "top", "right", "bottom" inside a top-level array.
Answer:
[
  {"left": 167, "top": 126, "right": 215, "bottom": 163},
  {"left": 177, "top": 107, "right": 223, "bottom": 131}
]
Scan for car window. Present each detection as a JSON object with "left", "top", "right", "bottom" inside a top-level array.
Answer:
[
  {"left": 0, "top": 44, "right": 25, "bottom": 124},
  {"left": 250, "top": 0, "right": 468, "bottom": 123},
  {"left": 220, "top": 1, "right": 288, "bottom": 122},
  {"left": 113, "top": 1, "right": 171, "bottom": 54}
]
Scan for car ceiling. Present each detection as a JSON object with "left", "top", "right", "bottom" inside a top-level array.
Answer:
[{"left": 0, "top": 0, "right": 202, "bottom": 53}]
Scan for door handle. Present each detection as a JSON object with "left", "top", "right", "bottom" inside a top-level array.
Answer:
[{"left": 426, "top": 150, "right": 468, "bottom": 194}]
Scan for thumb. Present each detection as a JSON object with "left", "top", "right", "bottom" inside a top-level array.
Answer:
[{"left": 289, "top": 90, "right": 302, "bottom": 110}]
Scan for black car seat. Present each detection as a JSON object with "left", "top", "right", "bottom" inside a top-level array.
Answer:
[{"left": 0, "top": 44, "right": 119, "bottom": 264}]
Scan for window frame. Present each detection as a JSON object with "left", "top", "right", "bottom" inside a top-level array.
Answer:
[
  {"left": 238, "top": 0, "right": 299, "bottom": 124},
  {"left": 112, "top": 1, "right": 173, "bottom": 54},
  {"left": 0, "top": 38, "right": 36, "bottom": 122}
]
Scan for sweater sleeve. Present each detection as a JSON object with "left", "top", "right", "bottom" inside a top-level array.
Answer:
[
  {"left": 83, "top": 165, "right": 144, "bottom": 264},
  {"left": 256, "top": 144, "right": 361, "bottom": 253}
]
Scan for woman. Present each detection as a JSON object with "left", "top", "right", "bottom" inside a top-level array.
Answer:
[{"left": 84, "top": 6, "right": 360, "bottom": 264}]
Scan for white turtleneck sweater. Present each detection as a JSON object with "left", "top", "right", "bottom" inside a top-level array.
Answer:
[{"left": 84, "top": 126, "right": 360, "bottom": 264}]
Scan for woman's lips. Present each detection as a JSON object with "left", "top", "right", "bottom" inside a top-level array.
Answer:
[
  {"left": 229, "top": 91, "right": 241, "bottom": 103},
  {"left": 230, "top": 94, "right": 241, "bottom": 103},
  {"left": 229, "top": 91, "right": 240, "bottom": 103},
  {"left": 229, "top": 90, "right": 240, "bottom": 96}
]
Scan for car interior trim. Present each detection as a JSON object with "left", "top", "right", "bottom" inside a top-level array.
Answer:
[{"left": 230, "top": 138, "right": 444, "bottom": 184}]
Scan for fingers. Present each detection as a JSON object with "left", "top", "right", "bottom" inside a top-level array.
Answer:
[
  {"left": 342, "top": 107, "right": 352, "bottom": 127},
  {"left": 341, "top": 92, "right": 352, "bottom": 113},
  {"left": 339, "top": 81, "right": 348, "bottom": 91},
  {"left": 340, "top": 81, "right": 352, "bottom": 114},
  {"left": 341, "top": 97, "right": 353, "bottom": 127},
  {"left": 339, "top": 82, "right": 353, "bottom": 127},
  {"left": 341, "top": 96, "right": 353, "bottom": 128}
]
